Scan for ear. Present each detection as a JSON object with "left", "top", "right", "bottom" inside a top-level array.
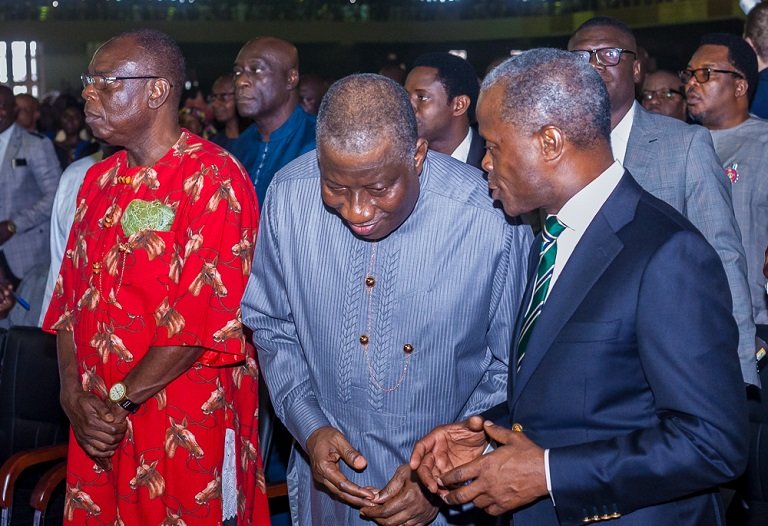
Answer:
[
  {"left": 147, "top": 78, "right": 171, "bottom": 110},
  {"left": 735, "top": 77, "right": 749, "bottom": 99},
  {"left": 538, "top": 125, "right": 564, "bottom": 162},
  {"left": 632, "top": 58, "right": 642, "bottom": 85},
  {"left": 451, "top": 95, "right": 470, "bottom": 118},
  {"left": 414, "top": 137, "right": 428, "bottom": 175},
  {"left": 287, "top": 68, "right": 299, "bottom": 90},
  {"left": 745, "top": 36, "right": 757, "bottom": 53}
]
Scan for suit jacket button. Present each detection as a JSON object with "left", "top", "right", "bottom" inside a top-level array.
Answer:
[{"left": 512, "top": 422, "right": 523, "bottom": 433}]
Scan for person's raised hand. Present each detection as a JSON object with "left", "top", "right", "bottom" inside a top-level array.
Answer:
[
  {"left": 409, "top": 415, "right": 488, "bottom": 493},
  {"left": 306, "top": 426, "right": 377, "bottom": 507}
]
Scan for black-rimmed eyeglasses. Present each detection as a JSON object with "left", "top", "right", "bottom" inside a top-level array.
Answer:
[
  {"left": 678, "top": 68, "right": 744, "bottom": 84},
  {"left": 81, "top": 74, "right": 169, "bottom": 90},
  {"left": 641, "top": 88, "right": 685, "bottom": 102},
  {"left": 570, "top": 47, "right": 637, "bottom": 67}
]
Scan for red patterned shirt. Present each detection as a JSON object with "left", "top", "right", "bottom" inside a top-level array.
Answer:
[{"left": 44, "top": 130, "right": 269, "bottom": 525}]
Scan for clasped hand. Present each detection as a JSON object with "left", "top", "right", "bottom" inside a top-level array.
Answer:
[
  {"left": 409, "top": 415, "right": 548, "bottom": 516},
  {"left": 306, "top": 426, "right": 438, "bottom": 526},
  {"left": 62, "top": 389, "right": 128, "bottom": 471}
]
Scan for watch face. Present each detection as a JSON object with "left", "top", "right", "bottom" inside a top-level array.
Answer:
[{"left": 109, "top": 382, "right": 126, "bottom": 402}]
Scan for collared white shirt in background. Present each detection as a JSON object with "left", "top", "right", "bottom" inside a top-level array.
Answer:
[
  {"left": 0, "top": 123, "right": 17, "bottom": 167},
  {"left": 450, "top": 128, "right": 473, "bottom": 164},
  {"left": 609, "top": 101, "right": 638, "bottom": 164},
  {"left": 543, "top": 160, "right": 625, "bottom": 502}
]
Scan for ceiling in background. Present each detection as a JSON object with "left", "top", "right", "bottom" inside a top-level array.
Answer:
[{"left": 0, "top": 0, "right": 651, "bottom": 23}]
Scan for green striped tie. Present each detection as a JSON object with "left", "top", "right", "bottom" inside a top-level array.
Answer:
[{"left": 516, "top": 215, "right": 566, "bottom": 372}]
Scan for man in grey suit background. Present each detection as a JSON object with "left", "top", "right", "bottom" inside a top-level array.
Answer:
[
  {"left": 568, "top": 17, "right": 759, "bottom": 387},
  {"left": 0, "top": 85, "right": 60, "bottom": 286}
]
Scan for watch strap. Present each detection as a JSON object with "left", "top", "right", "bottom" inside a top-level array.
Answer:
[{"left": 118, "top": 397, "right": 141, "bottom": 413}]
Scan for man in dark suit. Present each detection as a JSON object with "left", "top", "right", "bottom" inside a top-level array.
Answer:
[
  {"left": 410, "top": 48, "right": 748, "bottom": 526},
  {"left": 0, "top": 85, "right": 60, "bottom": 285},
  {"left": 405, "top": 52, "right": 484, "bottom": 169},
  {"left": 567, "top": 16, "right": 758, "bottom": 387}
]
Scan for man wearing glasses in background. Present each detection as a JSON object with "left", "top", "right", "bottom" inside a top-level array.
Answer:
[
  {"left": 640, "top": 69, "right": 688, "bottom": 121},
  {"left": 685, "top": 34, "right": 768, "bottom": 525},
  {"left": 568, "top": 17, "right": 759, "bottom": 390},
  {"left": 208, "top": 73, "right": 243, "bottom": 152}
]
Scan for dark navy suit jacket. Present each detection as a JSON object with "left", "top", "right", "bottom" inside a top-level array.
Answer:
[
  {"left": 490, "top": 173, "right": 748, "bottom": 525},
  {"left": 465, "top": 127, "right": 486, "bottom": 171}
]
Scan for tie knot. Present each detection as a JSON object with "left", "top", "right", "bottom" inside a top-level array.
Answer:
[{"left": 543, "top": 216, "right": 566, "bottom": 240}]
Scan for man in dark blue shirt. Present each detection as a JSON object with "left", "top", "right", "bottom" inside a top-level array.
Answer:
[{"left": 231, "top": 37, "right": 316, "bottom": 209}]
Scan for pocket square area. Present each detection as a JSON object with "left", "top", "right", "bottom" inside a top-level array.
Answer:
[{"left": 121, "top": 199, "right": 176, "bottom": 236}]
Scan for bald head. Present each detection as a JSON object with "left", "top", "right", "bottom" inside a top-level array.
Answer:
[
  {"left": 242, "top": 37, "right": 298, "bottom": 70},
  {"left": 317, "top": 73, "right": 417, "bottom": 163},
  {"left": 234, "top": 36, "right": 300, "bottom": 128}
]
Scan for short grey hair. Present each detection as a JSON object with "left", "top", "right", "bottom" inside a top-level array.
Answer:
[
  {"left": 481, "top": 48, "right": 611, "bottom": 149},
  {"left": 316, "top": 73, "right": 417, "bottom": 162}
]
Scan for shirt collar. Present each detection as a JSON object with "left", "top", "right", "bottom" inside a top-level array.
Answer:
[
  {"left": 609, "top": 101, "right": 637, "bottom": 164},
  {"left": 258, "top": 105, "right": 313, "bottom": 142},
  {"left": 450, "top": 128, "right": 473, "bottom": 163},
  {"left": 556, "top": 160, "right": 624, "bottom": 234},
  {"left": 0, "top": 122, "right": 15, "bottom": 145}
]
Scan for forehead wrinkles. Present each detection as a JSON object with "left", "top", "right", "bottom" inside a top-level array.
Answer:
[
  {"left": 239, "top": 43, "right": 291, "bottom": 70},
  {"left": 91, "top": 42, "right": 143, "bottom": 75}
]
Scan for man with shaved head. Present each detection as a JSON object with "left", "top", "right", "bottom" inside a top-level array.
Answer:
[
  {"left": 242, "top": 73, "right": 531, "bottom": 525},
  {"left": 42, "top": 29, "right": 269, "bottom": 525},
  {"left": 231, "top": 36, "right": 316, "bottom": 208}
]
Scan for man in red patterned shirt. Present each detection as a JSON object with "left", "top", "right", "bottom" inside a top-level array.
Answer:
[{"left": 43, "top": 29, "right": 269, "bottom": 525}]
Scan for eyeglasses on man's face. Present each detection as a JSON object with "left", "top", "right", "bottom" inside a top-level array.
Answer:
[
  {"left": 81, "top": 74, "right": 168, "bottom": 90},
  {"left": 678, "top": 68, "right": 744, "bottom": 84},
  {"left": 207, "top": 92, "right": 235, "bottom": 103},
  {"left": 570, "top": 47, "right": 637, "bottom": 67},
  {"left": 641, "top": 88, "right": 685, "bottom": 102}
]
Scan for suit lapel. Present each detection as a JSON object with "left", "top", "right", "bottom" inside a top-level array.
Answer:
[
  {"left": 1, "top": 125, "right": 22, "bottom": 174},
  {"left": 511, "top": 174, "right": 640, "bottom": 405},
  {"left": 623, "top": 106, "right": 658, "bottom": 180},
  {"left": 466, "top": 128, "right": 486, "bottom": 171}
]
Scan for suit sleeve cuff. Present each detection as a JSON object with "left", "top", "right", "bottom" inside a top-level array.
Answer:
[{"left": 285, "top": 395, "right": 331, "bottom": 450}]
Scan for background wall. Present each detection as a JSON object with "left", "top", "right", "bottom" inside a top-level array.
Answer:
[{"left": 0, "top": 0, "right": 746, "bottom": 96}]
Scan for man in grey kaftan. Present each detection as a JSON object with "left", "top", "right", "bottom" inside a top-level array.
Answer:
[{"left": 241, "top": 74, "right": 531, "bottom": 525}]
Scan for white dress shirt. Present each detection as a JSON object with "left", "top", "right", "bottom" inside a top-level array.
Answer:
[
  {"left": 609, "top": 102, "right": 637, "bottom": 164},
  {"left": 543, "top": 160, "right": 625, "bottom": 501},
  {"left": 450, "top": 128, "right": 473, "bottom": 164}
]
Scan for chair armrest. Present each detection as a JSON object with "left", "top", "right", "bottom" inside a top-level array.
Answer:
[
  {"left": 29, "top": 461, "right": 67, "bottom": 512},
  {"left": 0, "top": 444, "right": 68, "bottom": 507},
  {"left": 266, "top": 481, "right": 288, "bottom": 499}
]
